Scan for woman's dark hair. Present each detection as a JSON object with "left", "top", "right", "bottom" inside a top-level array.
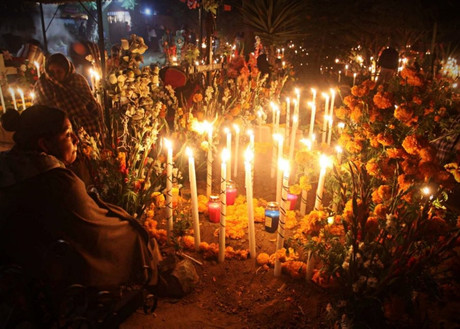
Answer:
[
  {"left": 1, "top": 105, "right": 68, "bottom": 150},
  {"left": 45, "top": 53, "right": 70, "bottom": 74}
]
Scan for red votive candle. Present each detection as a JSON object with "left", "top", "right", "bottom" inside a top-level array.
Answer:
[
  {"left": 208, "top": 195, "right": 221, "bottom": 223},
  {"left": 287, "top": 193, "right": 298, "bottom": 210},
  {"left": 226, "top": 180, "right": 237, "bottom": 206}
]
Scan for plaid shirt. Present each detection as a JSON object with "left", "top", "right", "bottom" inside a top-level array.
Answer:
[
  {"left": 431, "top": 115, "right": 460, "bottom": 164},
  {"left": 33, "top": 60, "right": 102, "bottom": 137}
]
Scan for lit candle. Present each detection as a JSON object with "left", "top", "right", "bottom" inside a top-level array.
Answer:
[
  {"left": 233, "top": 124, "right": 240, "bottom": 178},
  {"left": 274, "top": 159, "right": 289, "bottom": 277},
  {"left": 299, "top": 138, "right": 312, "bottom": 216},
  {"left": 17, "top": 88, "right": 25, "bottom": 110},
  {"left": 219, "top": 148, "right": 230, "bottom": 263},
  {"left": 244, "top": 147, "right": 256, "bottom": 258},
  {"left": 335, "top": 145, "right": 343, "bottom": 165},
  {"left": 0, "top": 85, "right": 6, "bottom": 112},
  {"left": 247, "top": 129, "right": 255, "bottom": 184},
  {"left": 205, "top": 121, "right": 213, "bottom": 197},
  {"left": 8, "top": 87, "right": 17, "bottom": 110},
  {"left": 288, "top": 114, "right": 298, "bottom": 165},
  {"left": 338, "top": 70, "right": 341, "bottom": 83},
  {"left": 89, "top": 68, "right": 95, "bottom": 92},
  {"left": 353, "top": 72, "right": 357, "bottom": 86},
  {"left": 224, "top": 127, "right": 232, "bottom": 180},
  {"left": 30, "top": 91, "right": 35, "bottom": 104},
  {"left": 327, "top": 89, "right": 336, "bottom": 145},
  {"left": 285, "top": 97, "right": 290, "bottom": 143},
  {"left": 314, "top": 154, "right": 332, "bottom": 210},
  {"left": 34, "top": 61, "right": 41, "bottom": 78},
  {"left": 164, "top": 138, "right": 174, "bottom": 238},
  {"left": 321, "top": 93, "right": 330, "bottom": 144},
  {"left": 186, "top": 147, "right": 201, "bottom": 249},
  {"left": 274, "top": 134, "right": 284, "bottom": 204},
  {"left": 309, "top": 88, "right": 317, "bottom": 138}
]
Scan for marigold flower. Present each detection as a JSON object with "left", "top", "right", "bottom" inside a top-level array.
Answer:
[
  {"left": 377, "top": 185, "right": 392, "bottom": 201},
  {"left": 372, "top": 190, "right": 382, "bottom": 204},
  {"left": 400, "top": 67, "right": 423, "bottom": 87},
  {"left": 419, "top": 147, "right": 435, "bottom": 162},
  {"left": 424, "top": 108, "right": 434, "bottom": 115},
  {"left": 343, "top": 199, "right": 362, "bottom": 222},
  {"left": 346, "top": 140, "right": 363, "bottom": 153},
  {"left": 376, "top": 132, "right": 394, "bottom": 147},
  {"left": 402, "top": 135, "right": 421, "bottom": 155},
  {"left": 299, "top": 175, "right": 312, "bottom": 191},
  {"left": 350, "top": 105, "right": 363, "bottom": 123},
  {"left": 365, "top": 216, "right": 379, "bottom": 233},
  {"left": 394, "top": 105, "right": 416, "bottom": 126},
  {"left": 335, "top": 106, "right": 349, "bottom": 120},
  {"left": 289, "top": 184, "right": 302, "bottom": 195},
  {"left": 374, "top": 204, "right": 388, "bottom": 219},
  {"left": 365, "top": 158, "right": 380, "bottom": 177},
  {"left": 343, "top": 95, "right": 357, "bottom": 108},
  {"left": 373, "top": 92, "right": 393, "bottom": 109},
  {"left": 386, "top": 148, "right": 406, "bottom": 159}
]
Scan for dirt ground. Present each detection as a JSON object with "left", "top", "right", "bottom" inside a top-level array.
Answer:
[{"left": 121, "top": 135, "right": 460, "bottom": 329}]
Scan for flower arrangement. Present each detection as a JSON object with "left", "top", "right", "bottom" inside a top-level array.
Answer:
[{"left": 290, "top": 65, "right": 460, "bottom": 326}]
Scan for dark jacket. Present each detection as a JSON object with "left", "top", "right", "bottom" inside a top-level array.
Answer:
[{"left": 0, "top": 150, "right": 159, "bottom": 289}]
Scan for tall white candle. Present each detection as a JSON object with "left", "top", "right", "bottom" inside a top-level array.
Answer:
[
  {"left": 34, "top": 61, "right": 41, "bottom": 78},
  {"left": 205, "top": 121, "right": 213, "bottom": 197},
  {"left": 288, "top": 114, "right": 298, "bottom": 165},
  {"left": 219, "top": 148, "right": 229, "bottom": 263},
  {"left": 327, "top": 89, "right": 336, "bottom": 145},
  {"left": 17, "top": 88, "right": 26, "bottom": 110},
  {"left": 0, "top": 85, "right": 6, "bottom": 112},
  {"left": 247, "top": 129, "right": 255, "bottom": 184},
  {"left": 299, "top": 138, "right": 312, "bottom": 216},
  {"left": 338, "top": 70, "right": 341, "bottom": 83},
  {"left": 353, "top": 73, "right": 357, "bottom": 86},
  {"left": 244, "top": 148, "right": 256, "bottom": 258},
  {"left": 274, "top": 134, "right": 284, "bottom": 204},
  {"left": 274, "top": 159, "right": 290, "bottom": 277},
  {"left": 233, "top": 124, "right": 240, "bottom": 178},
  {"left": 8, "top": 87, "right": 17, "bottom": 110},
  {"left": 164, "top": 138, "right": 174, "bottom": 238},
  {"left": 309, "top": 88, "right": 317, "bottom": 138},
  {"left": 186, "top": 147, "right": 201, "bottom": 249},
  {"left": 224, "top": 127, "right": 232, "bottom": 180},
  {"left": 314, "top": 154, "right": 331, "bottom": 210},
  {"left": 321, "top": 93, "right": 329, "bottom": 144},
  {"left": 285, "top": 97, "right": 290, "bottom": 143}
]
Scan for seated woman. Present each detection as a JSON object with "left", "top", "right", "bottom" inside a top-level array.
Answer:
[{"left": 0, "top": 106, "right": 160, "bottom": 289}]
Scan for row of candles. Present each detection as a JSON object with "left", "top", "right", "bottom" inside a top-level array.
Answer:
[{"left": 0, "top": 86, "right": 34, "bottom": 112}]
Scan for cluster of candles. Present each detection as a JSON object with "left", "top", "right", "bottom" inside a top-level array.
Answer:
[
  {"left": 163, "top": 86, "right": 338, "bottom": 271},
  {"left": 0, "top": 86, "right": 34, "bottom": 113}
]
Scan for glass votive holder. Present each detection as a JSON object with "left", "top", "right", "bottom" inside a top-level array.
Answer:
[
  {"left": 208, "top": 195, "right": 221, "bottom": 223},
  {"left": 265, "top": 201, "right": 280, "bottom": 233},
  {"left": 226, "top": 180, "right": 237, "bottom": 206},
  {"left": 287, "top": 193, "right": 299, "bottom": 210}
]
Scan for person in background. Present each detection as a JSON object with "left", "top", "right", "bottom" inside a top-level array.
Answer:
[
  {"left": 0, "top": 106, "right": 160, "bottom": 289},
  {"left": 33, "top": 53, "right": 103, "bottom": 138},
  {"left": 377, "top": 42, "right": 399, "bottom": 83}
]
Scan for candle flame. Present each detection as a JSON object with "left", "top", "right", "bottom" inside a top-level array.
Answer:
[
  {"left": 311, "top": 88, "right": 316, "bottom": 95},
  {"left": 273, "top": 133, "right": 283, "bottom": 143},
  {"left": 17, "top": 88, "right": 23, "bottom": 95},
  {"left": 222, "top": 148, "right": 230, "bottom": 163},
  {"left": 232, "top": 124, "right": 240, "bottom": 133},
  {"left": 300, "top": 138, "right": 312, "bottom": 150},
  {"left": 293, "top": 115, "right": 298, "bottom": 123},
  {"left": 330, "top": 88, "right": 335, "bottom": 96},
  {"left": 224, "top": 127, "right": 230, "bottom": 134},
  {"left": 335, "top": 145, "right": 343, "bottom": 154},
  {"left": 247, "top": 129, "right": 254, "bottom": 137},
  {"left": 286, "top": 97, "right": 290, "bottom": 103},
  {"left": 278, "top": 158, "right": 290, "bottom": 176},
  {"left": 244, "top": 147, "right": 253, "bottom": 162},
  {"left": 311, "top": 133, "right": 316, "bottom": 142},
  {"left": 89, "top": 68, "right": 94, "bottom": 77},
  {"left": 327, "top": 216, "right": 334, "bottom": 225},
  {"left": 185, "top": 147, "right": 193, "bottom": 158},
  {"left": 294, "top": 88, "right": 300, "bottom": 97},
  {"left": 30, "top": 91, "right": 35, "bottom": 100},
  {"left": 34, "top": 61, "right": 40, "bottom": 69},
  {"left": 164, "top": 138, "right": 172, "bottom": 150},
  {"left": 421, "top": 186, "right": 431, "bottom": 196},
  {"left": 337, "top": 122, "right": 345, "bottom": 129},
  {"left": 319, "top": 154, "right": 332, "bottom": 169},
  {"left": 321, "top": 92, "right": 329, "bottom": 100}
]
